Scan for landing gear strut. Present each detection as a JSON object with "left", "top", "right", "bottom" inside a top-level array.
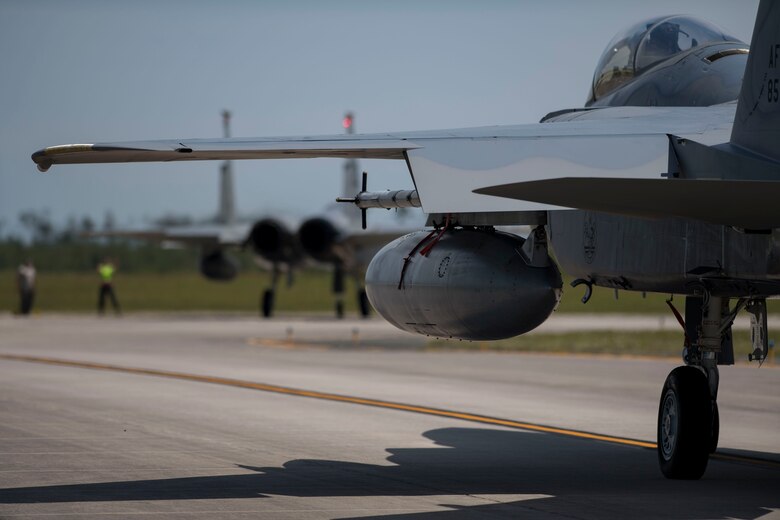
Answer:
[
  {"left": 260, "top": 264, "right": 284, "bottom": 318},
  {"left": 333, "top": 264, "right": 371, "bottom": 318},
  {"left": 261, "top": 289, "right": 275, "bottom": 318},
  {"left": 658, "top": 294, "right": 766, "bottom": 479},
  {"left": 333, "top": 263, "right": 345, "bottom": 319},
  {"left": 353, "top": 271, "right": 371, "bottom": 318}
]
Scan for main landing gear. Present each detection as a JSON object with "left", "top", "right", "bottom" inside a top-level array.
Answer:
[
  {"left": 260, "top": 264, "right": 293, "bottom": 318},
  {"left": 261, "top": 263, "right": 371, "bottom": 319},
  {"left": 658, "top": 295, "right": 767, "bottom": 479},
  {"left": 333, "top": 263, "right": 372, "bottom": 319}
]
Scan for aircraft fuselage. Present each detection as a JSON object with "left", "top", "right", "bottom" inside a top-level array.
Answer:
[{"left": 549, "top": 212, "right": 780, "bottom": 297}]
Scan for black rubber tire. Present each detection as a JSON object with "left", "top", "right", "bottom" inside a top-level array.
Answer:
[
  {"left": 335, "top": 301, "right": 345, "bottom": 320},
  {"left": 710, "top": 401, "right": 719, "bottom": 454},
  {"left": 261, "top": 289, "right": 274, "bottom": 318},
  {"left": 657, "top": 366, "right": 712, "bottom": 479},
  {"left": 358, "top": 289, "right": 371, "bottom": 318}
]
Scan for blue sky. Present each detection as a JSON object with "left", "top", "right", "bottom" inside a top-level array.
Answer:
[{"left": 0, "top": 0, "right": 759, "bottom": 235}]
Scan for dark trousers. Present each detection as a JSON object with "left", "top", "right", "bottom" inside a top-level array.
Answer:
[
  {"left": 19, "top": 289, "right": 34, "bottom": 315},
  {"left": 98, "top": 283, "right": 120, "bottom": 314}
]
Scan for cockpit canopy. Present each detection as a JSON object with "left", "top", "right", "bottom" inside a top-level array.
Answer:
[{"left": 590, "top": 15, "right": 743, "bottom": 103}]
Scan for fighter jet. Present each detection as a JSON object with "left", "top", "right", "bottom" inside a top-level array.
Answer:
[
  {"left": 99, "top": 111, "right": 411, "bottom": 318},
  {"left": 32, "top": 1, "right": 777, "bottom": 479}
]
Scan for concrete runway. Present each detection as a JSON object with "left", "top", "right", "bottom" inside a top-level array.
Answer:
[{"left": 0, "top": 314, "right": 778, "bottom": 519}]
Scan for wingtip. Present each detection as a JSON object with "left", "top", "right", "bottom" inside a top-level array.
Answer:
[
  {"left": 32, "top": 144, "right": 96, "bottom": 172},
  {"left": 31, "top": 150, "right": 51, "bottom": 173}
]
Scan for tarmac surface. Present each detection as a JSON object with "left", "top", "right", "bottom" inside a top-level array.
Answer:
[{"left": 0, "top": 314, "right": 778, "bottom": 519}]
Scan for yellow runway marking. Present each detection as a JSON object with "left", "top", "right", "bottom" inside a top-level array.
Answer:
[
  {"left": 1, "top": 353, "right": 777, "bottom": 470},
  {"left": 245, "top": 338, "right": 328, "bottom": 350}
]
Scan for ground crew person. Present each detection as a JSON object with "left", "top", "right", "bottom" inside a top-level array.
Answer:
[
  {"left": 16, "top": 259, "right": 36, "bottom": 316},
  {"left": 97, "top": 258, "right": 121, "bottom": 315}
]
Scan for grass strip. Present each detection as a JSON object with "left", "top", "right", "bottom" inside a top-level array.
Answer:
[{"left": 428, "top": 330, "right": 777, "bottom": 363}]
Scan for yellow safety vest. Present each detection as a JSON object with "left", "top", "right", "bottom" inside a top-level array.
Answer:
[{"left": 99, "top": 264, "right": 115, "bottom": 283}]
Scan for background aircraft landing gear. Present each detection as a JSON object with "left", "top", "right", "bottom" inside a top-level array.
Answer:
[
  {"left": 357, "top": 288, "right": 370, "bottom": 318},
  {"left": 260, "top": 264, "right": 282, "bottom": 318},
  {"left": 657, "top": 366, "right": 712, "bottom": 479},
  {"left": 261, "top": 289, "right": 274, "bottom": 318}
]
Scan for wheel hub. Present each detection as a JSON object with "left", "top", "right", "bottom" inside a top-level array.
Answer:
[{"left": 660, "top": 390, "right": 678, "bottom": 460}]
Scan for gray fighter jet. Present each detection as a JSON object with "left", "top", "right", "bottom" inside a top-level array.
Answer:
[{"left": 32, "top": 2, "right": 778, "bottom": 479}]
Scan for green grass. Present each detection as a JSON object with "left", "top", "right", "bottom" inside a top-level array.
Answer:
[
  {"left": 4, "top": 269, "right": 778, "bottom": 362},
  {"left": 555, "top": 283, "right": 780, "bottom": 314},
  {"left": 0, "top": 269, "right": 363, "bottom": 314},
  {"left": 2, "top": 268, "right": 778, "bottom": 317},
  {"left": 428, "top": 330, "right": 775, "bottom": 362},
  {"left": 0, "top": 269, "right": 714, "bottom": 314}
]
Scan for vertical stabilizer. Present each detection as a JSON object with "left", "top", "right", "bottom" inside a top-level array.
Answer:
[
  {"left": 218, "top": 110, "right": 236, "bottom": 224},
  {"left": 731, "top": 0, "right": 780, "bottom": 162}
]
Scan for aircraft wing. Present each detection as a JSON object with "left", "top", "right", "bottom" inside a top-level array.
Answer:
[
  {"left": 88, "top": 223, "right": 251, "bottom": 248},
  {"left": 86, "top": 230, "right": 169, "bottom": 242},
  {"left": 32, "top": 137, "right": 415, "bottom": 169},
  {"left": 32, "top": 104, "right": 738, "bottom": 216}
]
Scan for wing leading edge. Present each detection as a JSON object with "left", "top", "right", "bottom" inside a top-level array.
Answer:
[
  {"left": 86, "top": 223, "right": 252, "bottom": 247},
  {"left": 32, "top": 138, "right": 415, "bottom": 172}
]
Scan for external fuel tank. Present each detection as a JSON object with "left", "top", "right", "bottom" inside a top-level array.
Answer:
[{"left": 366, "top": 228, "right": 562, "bottom": 340}]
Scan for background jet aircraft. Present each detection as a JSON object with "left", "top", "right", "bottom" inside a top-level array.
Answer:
[
  {"left": 32, "top": 1, "right": 775, "bottom": 480},
  {"left": 103, "top": 111, "right": 415, "bottom": 318}
]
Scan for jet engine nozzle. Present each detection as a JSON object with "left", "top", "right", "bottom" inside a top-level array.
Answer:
[
  {"left": 366, "top": 228, "right": 562, "bottom": 340},
  {"left": 298, "top": 217, "right": 343, "bottom": 263},
  {"left": 248, "top": 219, "right": 302, "bottom": 264}
]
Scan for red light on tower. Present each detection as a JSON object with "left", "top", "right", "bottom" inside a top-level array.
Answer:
[{"left": 342, "top": 112, "right": 354, "bottom": 133}]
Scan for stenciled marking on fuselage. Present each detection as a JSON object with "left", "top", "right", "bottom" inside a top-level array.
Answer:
[
  {"left": 583, "top": 213, "right": 597, "bottom": 264},
  {"left": 1, "top": 353, "right": 778, "bottom": 470}
]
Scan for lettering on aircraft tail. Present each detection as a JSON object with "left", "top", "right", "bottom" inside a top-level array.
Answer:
[{"left": 767, "top": 44, "right": 780, "bottom": 103}]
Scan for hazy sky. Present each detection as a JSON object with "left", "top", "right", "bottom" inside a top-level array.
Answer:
[{"left": 0, "top": 0, "right": 759, "bottom": 234}]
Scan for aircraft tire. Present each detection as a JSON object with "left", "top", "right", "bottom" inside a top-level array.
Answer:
[
  {"left": 358, "top": 289, "right": 371, "bottom": 318},
  {"left": 261, "top": 289, "right": 274, "bottom": 318},
  {"left": 657, "top": 366, "right": 711, "bottom": 479},
  {"left": 710, "top": 401, "right": 719, "bottom": 454}
]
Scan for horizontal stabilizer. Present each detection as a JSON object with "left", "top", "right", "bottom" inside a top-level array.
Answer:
[{"left": 474, "top": 178, "right": 780, "bottom": 229}]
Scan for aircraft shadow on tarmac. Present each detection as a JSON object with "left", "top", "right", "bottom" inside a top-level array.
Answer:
[{"left": 0, "top": 427, "right": 777, "bottom": 519}]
